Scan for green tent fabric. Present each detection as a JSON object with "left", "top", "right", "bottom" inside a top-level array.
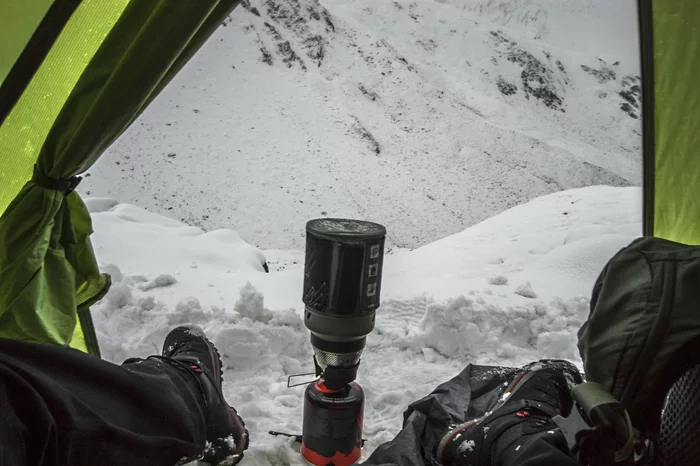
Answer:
[
  {"left": 0, "top": 0, "right": 240, "bottom": 355},
  {"left": 641, "top": 0, "right": 700, "bottom": 244},
  {"left": 0, "top": 0, "right": 53, "bottom": 86}
]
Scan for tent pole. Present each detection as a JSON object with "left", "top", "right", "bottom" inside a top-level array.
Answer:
[{"left": 638, "top": 0, "right": 656, "bottom": 237}]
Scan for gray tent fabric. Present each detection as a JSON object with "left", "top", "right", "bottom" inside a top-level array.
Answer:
[{"left": 362, "top": 364, "right": 519, "bottom": 466}]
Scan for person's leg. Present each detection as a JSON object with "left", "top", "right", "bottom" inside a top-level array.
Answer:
[
  {"left": 437, "top": 360, "right": 582, "bottom": 466},
  {"left": 362, "top": 362, "right": 580, "bottom": 466},
  {"left": 0, "top": 326, "right": 246, "bottom": 466}
]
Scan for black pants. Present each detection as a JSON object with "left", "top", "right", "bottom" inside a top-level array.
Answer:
[
  {"left": 0, "top": 338, "right": 205, "bottom": 466},
  {"left": 494, "top": 431, "right": 578, "bottom": 466}
]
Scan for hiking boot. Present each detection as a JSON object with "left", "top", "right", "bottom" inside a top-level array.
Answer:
[
  {"left": 436, "top": 360, "right": 582, "bottom": 466},
  {"left": 162, "top": 325, "right": 249, "bottom": 465}
]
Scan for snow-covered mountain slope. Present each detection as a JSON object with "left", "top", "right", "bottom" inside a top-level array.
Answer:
[
  {"left": 90, "top": 185, "right": 641, "bottom": 463},
  {"left": 83, "top": 0, "right": 640, "bottom": 250}
]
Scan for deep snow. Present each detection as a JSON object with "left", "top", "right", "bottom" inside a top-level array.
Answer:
[
  {"left": 89, "top": 185, "right": 641, "bottom": 464},
  {"left": 82, "top": 0, "right": 640, "bottom": 250}
]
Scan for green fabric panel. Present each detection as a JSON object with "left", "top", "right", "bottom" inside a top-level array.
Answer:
[
  {"left": 0, "top": 187, "right": 110, "bottom": 346},
  {"left": 653, "top": 0, "right": 700, "bottom": 244},
  {"left": 0, "top": 186, "right": 74, "bottom": 344},
  {"left": 0, "top": 0, "right": 240, "bottom": 350},
  {"left": 0, "top": 0, "right": 128, "bottom": 217},
  {"left": 69, "top": 313, "right": 88, "bottom": 353},
  {"left": 0, "top": 0, "right": 53, "bottom": 86}
]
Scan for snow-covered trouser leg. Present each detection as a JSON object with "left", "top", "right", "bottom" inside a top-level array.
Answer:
[
  {"left": 437, "top": 361, "right": 582, "bottom": 466},
  {"left": 362, "top": 361, "right": 581, "bottom": 466},
  {"left": 0, "top": 337, "right": 207, "bottom": 466}
]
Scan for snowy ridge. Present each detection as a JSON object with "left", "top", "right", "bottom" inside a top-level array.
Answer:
[
  {"left": 458, "top": 0, "right": 639, "bottom": 60},
  {"left": 91, "top": 185, "right": 641, "bottom": 463},
  {"left": 84, "top": 0, "right": 640, "bottom": 249}
]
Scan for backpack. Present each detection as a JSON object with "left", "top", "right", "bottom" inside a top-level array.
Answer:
[{"left": 578, "top": 236, "right": 700, "bottom": 437}]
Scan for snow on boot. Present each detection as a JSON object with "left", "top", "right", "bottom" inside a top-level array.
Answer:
[
  {"left": 161, "top": 325, "right": 249, "bottom": 465},
  {"left": 436, "top": 360, "right": 582, "bottom": 466}
]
